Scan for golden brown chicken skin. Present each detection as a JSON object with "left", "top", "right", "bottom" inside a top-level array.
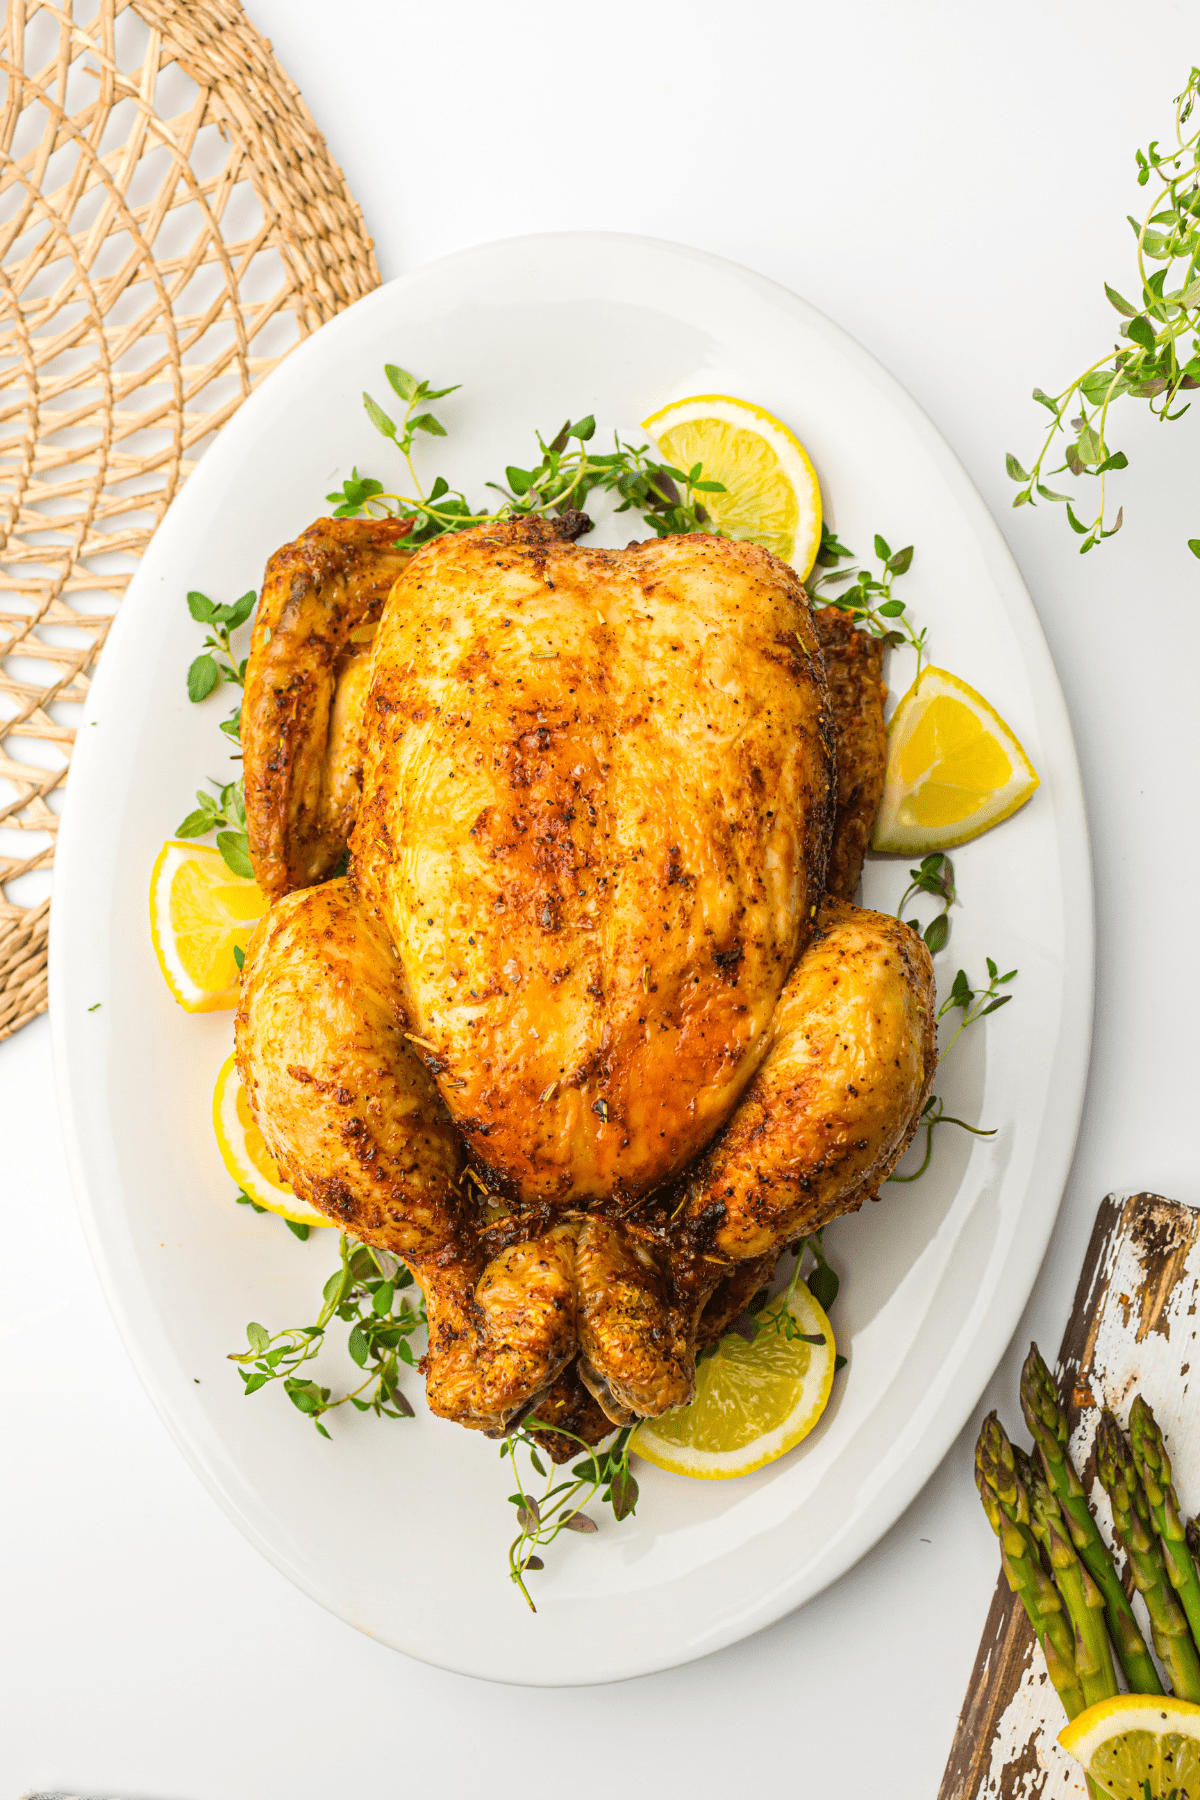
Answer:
[
  {"left": 236, "top": 878, "right": 462, "bottom": 1257},
  {"left": 672, "top": 898, "right": 936, "bottom": 1281},
  {"left": 242, "top": 517, "right": 416, "bottom": 899},
  {"left": 352, "top": 519, "right": 834, "bottom": 1206},
  {"left": 237, "top": 516, "right": 937, "bottom": 1440},
  {"left": 814, "top": 608, "right": 888, "bottom": 901}
]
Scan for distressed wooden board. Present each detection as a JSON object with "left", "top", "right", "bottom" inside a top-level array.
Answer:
[{"left": 939, "top": 1192, "right": 1200, "bottom": 1800}]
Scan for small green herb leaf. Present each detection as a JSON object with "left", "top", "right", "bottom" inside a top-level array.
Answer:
[
  {"left": 216, "top": 831, "right": 253, "bottom": 879},
  {"left": 364, "top": 393, "right": 397, "bottom": 439},
  {"left": 187, "top": 655, "right": 219, "bottom": 702}
]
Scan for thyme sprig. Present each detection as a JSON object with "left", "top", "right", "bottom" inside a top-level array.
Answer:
[
  {"left": 326, "top": 364, "right": 724, "bottom": 544},
  {"left": 179, "top": 588, "right": 252, "bottom": 877},
  {"left": 746, "top": 1230, "right": 834, "bottom": 1338},
  {"left": 883, "top": 957, "right": 1015, "bottom": 1187},
  {"left": 939, "top": 956, "right": 1018, "bottom": 1054},
  {"left": 887, "top": 1096, "right": 997, "bottom": 1185},
  {"left": 501, "top": 1423, "right": 639, "bottom": 1612},
  {"left": 1009, "top": 67, "right": 1200, "bottom": 554},
  {"left": 898, "top": 851, "right": 957, "bottom": 956},
  {"left": 235, "top": 1186, "right": 309, "bottom": 1241},
  {"left": 228, "top": 1234, "right": 424, "bottom": 1438},
  {"left": 809, "top": 524, "right": 927, "bottom": 674},
  {"left": 175, "top": 778, "right": 251, "bottom": 878},
  {"left": 185, "top": 589, "right": 254, "bottom": 723},
  {"left": 887, "top": 854, "right": 1016, "bottom": 1186}
]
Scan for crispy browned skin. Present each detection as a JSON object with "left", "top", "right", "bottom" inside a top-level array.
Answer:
[
  {"left": 236, "top": 878, "right": 463, "bottom": 1254},
  {"left": 237, "top": 878, "right": 580, "bottom": 1434},
  {"left": 243, "top": 517, "right": 416, "bottom": 899},
  {"left": 673, "top": 898, "right": 936, "bottom": 1285},
  {"left": 354, "top": 518, "right": 834, "bottom": 1206},
  {"left": 814, "top": 608, "right": 887, "bottom": 900},
  {"left": 694, "top": 1253, "right": 777, "bottom": 1348},
  {"left": 421, "top": 1226, "right": 580, "bottom": 1431},
  {"left": 237, "top": 518, "right": 937, "bottom": 1435},
  {"left": 575, "top": 1216, "right": 694, "bottom": 1422},
  {"left": 528, "top": 1361, "right": 617, "bottom": 1462}
]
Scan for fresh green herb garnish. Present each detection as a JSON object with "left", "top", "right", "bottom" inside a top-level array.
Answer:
[
  {"left": 234, "top": 1188, "right": 307, "bottom": 1239},
  {"left": 327, "top": 363, "right": 725, "bottom": 544},
  {"left": 809, "top": 524, "right": 927, "bottom": 674},
  {"left": 745, "top": 1228, "right": 843, "bottom": 1353},
  {"left": 886, "top": 1095, "right": 997, "bottom": 1185},
  {"left": 175, "top": 777, "right": 251, "bottom": 878},
  {"left": 179, "top": 589, "right": 252, "bottom": 877},
  {"left": 938, "top": 956, "right": 1018, "bottom": 1053},
  {"left": 1008, "top": 67, "right": 1200, "bottom": 554},
  {"left": 501, "top": 1422, "right": 639, "bottom": 1612},
  {"left": 886, "top": 952, "right": 1016, "bottom": 1185},
  {"left": 228, "top": 1233, "right": 424, "bottom": 1437},
  {"left": 898, "top": 851, "right": 956, "bottom": 956},
  {"left": 185, "top": 589, "right": 254, "bottom": 724}
]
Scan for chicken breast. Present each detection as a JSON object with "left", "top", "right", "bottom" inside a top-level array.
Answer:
[{"left": 352, "top": 518, "right": 834, "bottom": 1206}]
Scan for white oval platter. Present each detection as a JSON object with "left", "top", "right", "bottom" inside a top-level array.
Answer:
[{"left": 50, "top": 232, "right": 1092, "bottom": 1686}]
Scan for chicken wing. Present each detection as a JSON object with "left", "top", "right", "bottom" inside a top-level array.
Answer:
[
  {"left": 814, "top": 608, "right": 887, "bottom": 900},
  {"left": 242, "top": 517, "right": 416, "bottom": 899}
]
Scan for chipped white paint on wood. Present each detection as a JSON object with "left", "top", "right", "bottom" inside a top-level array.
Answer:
[{"left": 984, "top": 1652, "right": 1088, "bottom": 1797}]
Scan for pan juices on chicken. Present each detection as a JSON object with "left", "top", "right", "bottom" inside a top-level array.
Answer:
[{"left": 235, "top": 512, "right": 936, "bottom": 1452}]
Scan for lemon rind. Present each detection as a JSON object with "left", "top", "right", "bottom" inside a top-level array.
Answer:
[
  {"left": 150, "top": 840, "right": 235, "bottom": 1011},
  {"left": 150, "top": 838, "right": 259, "bottom": 1012},
  {"left": 631, "top": 1286, "right": 836, "bottom": 1480},
  {"left": 871, "top": 666, "right": 1040, "bottom": 855},
  {"left": 213, "top": 1051, "right": 329, "bottom": 1228},
  {"left": 1059, "top": 1694, "right": 1200, "bottom": 1764},
  {"left": 641, "top": 393, "right": 823, "bottom": 580}
]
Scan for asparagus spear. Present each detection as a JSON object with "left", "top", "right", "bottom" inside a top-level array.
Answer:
[
  {"left": 1023, "top": 1448, "right": 1120, "bottom": 1708},
  {"left": 975, "top": 1413, "right": 1086, "bottom": 1717},
  {"left": 1096, "top": 1408, "right": 1200, "bottom": 1702},
  {"left": 1187, "top": 1516, "right": 1200, "bottom": 1570},
  {"left": 1128, "top": 1395, "right": 1200, "bottom": 1658},
  {"left": 1020, "top": 1344, "right": 1162, "bottom": 1694}
]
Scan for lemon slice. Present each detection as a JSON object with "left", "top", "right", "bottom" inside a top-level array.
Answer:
[
  {"left": 1059, "top": 1694, "right": 1200, "bottom": 1800},
  {"left": 642, "top": 394, "right": 823, "bottom": 578},
  {"left": 213, "top": 1052, "right": 330, "bottom": 1228},
  {"left": 871, "top": 666, "right": 1040, "bottom": 854},
  {"left": 631, "top": 1281, "right": 836, "bottom": 1479},
  {"left": 150, "top": 839, "right": 268, "bottom": 1011}
]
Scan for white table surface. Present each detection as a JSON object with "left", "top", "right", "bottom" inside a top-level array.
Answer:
[{"left": 5, "top": 2, "right": 1200, "bottom": 1793}]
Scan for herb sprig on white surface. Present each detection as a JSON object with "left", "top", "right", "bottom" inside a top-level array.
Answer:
[
  {"left": 228, "top": 1236, "right": 425, "bottom": 1436},
  {"left": 1008, "top": 66, "right": 1200, "bottom": 555}
]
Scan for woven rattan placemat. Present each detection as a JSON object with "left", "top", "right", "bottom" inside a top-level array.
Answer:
[{"left": 0, "top": 0, "right": 380, "bottom": 1040}]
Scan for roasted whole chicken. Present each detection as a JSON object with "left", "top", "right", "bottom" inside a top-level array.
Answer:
[{"left": 236, "top": 512, "right": 936, "bottom": 1456}]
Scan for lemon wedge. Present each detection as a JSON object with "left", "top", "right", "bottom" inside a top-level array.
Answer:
[
  {"left": 1059, "top": 1694, "right": 1200, "bottom": 1800},
  {"left": 642, "top": 393, "right": 823, "bottom": 578},
  {"left": 631, "top": 1281, "right": 836, "bottom": 1479},
  {"left": 150, "top": 839, "right": 267, "bottom": 1011},
  {"left": 870, "top": 666, "right": 1040, "bottom": 854},
  {"left": 213, "top": 1052, "right": 330, "bottom": 1228}
]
